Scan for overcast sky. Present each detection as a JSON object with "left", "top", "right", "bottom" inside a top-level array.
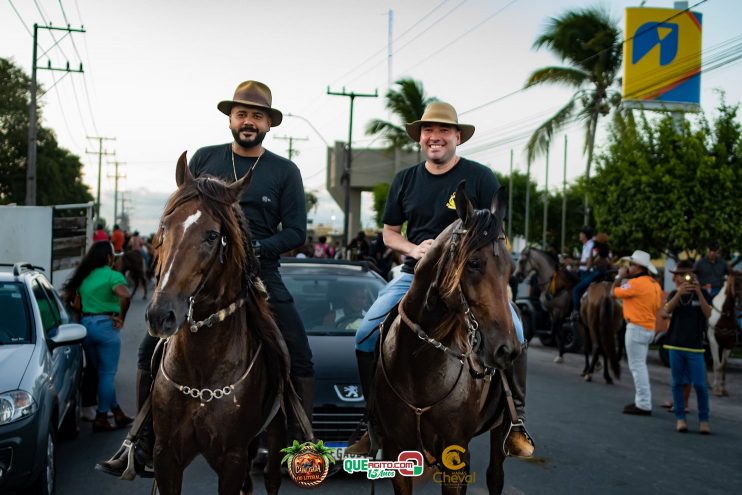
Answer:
[{"left": 3, "top": 0, "right": 741, "bottom": 235}]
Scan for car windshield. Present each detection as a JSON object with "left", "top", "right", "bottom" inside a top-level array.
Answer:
[
  {"left": 283, "top": 272, "right": 384, "bottom": 336},
  {"left": 0, "top": 282, "right": 32, "bottom": 344}
]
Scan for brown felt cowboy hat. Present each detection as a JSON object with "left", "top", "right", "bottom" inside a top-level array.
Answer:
[
  {"left": 669, "top": 260, "right": 697, "bottom": 274},
  {"left": 405, "top": 102, "right": 475, "bottom": 144},
  {"left": 217, "top": 80, "right": 283, "bottom": 127}
]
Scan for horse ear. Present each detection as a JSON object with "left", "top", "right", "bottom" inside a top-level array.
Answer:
[
  {"left": 491, "top": 186, "right": 508, "bottom": 221},
  {"left": 455, "top": 180, "right": 474, "bottom": 224},
  {"left": 175, "top": 151, "right": 193, "bottom": 188},
  {"left": 227, "top": 167, "right": 253, "bottom": 200}
]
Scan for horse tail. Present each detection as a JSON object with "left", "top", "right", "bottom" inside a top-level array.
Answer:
[{"left": 600, "top": 286, "right": 620, "bottom": 380}]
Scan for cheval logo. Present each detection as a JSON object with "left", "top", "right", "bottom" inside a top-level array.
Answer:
[
  {"left": 281, "top": 440, "right": 336, "bottom": 488},
  {"left": 343, "top": 451, "right": 424, "bottom": 479},
  {"left": 434, "top": 444, "right": 476, "bottom": 486}
]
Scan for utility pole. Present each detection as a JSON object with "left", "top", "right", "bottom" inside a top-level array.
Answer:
[
  {"left": 86, "top": 137, "right": 115, "bottom": 223},
  {"left": 542, "top": 143, "right": 550, "bottom": 249},
  {"left": 525, "top": 159, "right": 531, "bottom": 243},
  {"left": 387, "top": 9, "right": 394, "bottom": 91},
  {"left": 26, "top": 22, "right": 85, "bottom": 205},
  {"left": 108, "top": 160, "right": 127, "bottom": 225},
  {"left": 326, "top": 87, "right": 378, "bottom": 246},
  {"left": 508, "top": 149, "right": 513, "bottom": 241},
  {"left": 275, "top": 135, "right": 308, "bottom": 161},
  {"left": 561, "top": 135, "right": 568, "bottom": 253},
  {"left": 119, "top": 192, "right": 132, "bottom": 231}
]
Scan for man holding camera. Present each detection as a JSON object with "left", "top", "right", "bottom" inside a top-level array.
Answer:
[{"left": 659, "top": 260, "right": 712, "bottom": 434}]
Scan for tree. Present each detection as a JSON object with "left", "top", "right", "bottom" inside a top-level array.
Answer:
[
  {"left": 524, "top": 6, "right": 622, "bottom": 225},
  {"left": 591, "top": 102, "right": 742, "bottom": 258},
  {"left": 365, "top": 78, "right": 437, "bottom": 160},
  {"left": 304, "top": 190, "right": 318, "bottom": 214},
  {"left": 0, "top": 57, "right": 92, "bottom": 205},
  {"left": 370, "top": 183, "right": 390, "bottom": 228}
]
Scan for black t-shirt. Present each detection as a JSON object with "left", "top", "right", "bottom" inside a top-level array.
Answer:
[
  {"left": 188, "top": 144, "right": 307, "bottom": 261},
  {"left": 383, "top": 158, "right": 500, "bottom": 273},
  {"left": 664, "top": 289, "right": 712, "bottom": 351}
]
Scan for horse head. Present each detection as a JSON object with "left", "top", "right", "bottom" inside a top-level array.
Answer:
[
  {"left": 145, "top": 151, "right": 256, "bottom": 338},
  {"left": 513, "top": 246, "right": 533, "bottom": 282},
  {"left": 422, "top": 181, "right": 520, "bottom": 370}
]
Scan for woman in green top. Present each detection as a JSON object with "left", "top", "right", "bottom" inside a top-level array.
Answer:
[{"left": 64, "top": 241, "right": 133, "bottom": 432}]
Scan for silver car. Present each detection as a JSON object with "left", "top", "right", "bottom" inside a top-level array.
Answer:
[{"left": 0, "top": 263, "right": 86, "bottom": 495}]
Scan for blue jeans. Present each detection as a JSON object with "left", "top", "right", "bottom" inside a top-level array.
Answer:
[
  {"left": 669, "top": 349, "right": 710, "bottom": 421},
  {"left": 572, "top": 270, "right": 602, "bottom": 314},
  {"left": 354, "top": 272, "right": 525, "bottom": 353},
  {"left": 81, "top": 315, "right": 121, "bottom": 413}
]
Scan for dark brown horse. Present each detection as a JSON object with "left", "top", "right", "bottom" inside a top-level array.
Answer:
[
  {"left": 116, "top": 250, "right": 148, "bottom": 299},
  {"left": 145, "top": 152, "right": 309, "bottom": 495},
  {"left": 513, "top": 246, "right": 578, "bottom": 360},
  {"left": 708, "top": 272, "right": 742, "bottom": 396},
  {"left": 577, "top": 282, "right": 623, "bottom": 384},
  {"left": 372, "top": 183, "right": 522, "bottom": 495}
]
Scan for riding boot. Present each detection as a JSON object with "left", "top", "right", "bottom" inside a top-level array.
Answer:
[
  {"left": 289, "top": 375, "right": 315, "bottom": 442},
  {"left": 95, "top": 369, "right": 155, "bottom": 478},
  {"left": 504, "top": 348, "right": 535, "bottom": 458},
  {"left": 345, "top": 350, "right": 375, "bottom": 456}
]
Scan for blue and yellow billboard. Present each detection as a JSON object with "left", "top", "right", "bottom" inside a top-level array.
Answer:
[{"left": 623, "top": 7, "right": 702, "bottom": 109}]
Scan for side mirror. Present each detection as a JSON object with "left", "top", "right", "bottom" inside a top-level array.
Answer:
[{"left": 47, "top": 323, "right": 87, "bottom": 350}]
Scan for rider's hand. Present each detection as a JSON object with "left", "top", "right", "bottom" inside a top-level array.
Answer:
[
  {"left": 617, "top": 266, "right": 629, "bottom": 279},
  {"left": 409, "top": 239, "right": 434, "bottom": 260}
]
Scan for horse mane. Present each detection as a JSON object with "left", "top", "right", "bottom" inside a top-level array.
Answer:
[{"left": 428, "top": 208, "right": 502, "bottom": 349}]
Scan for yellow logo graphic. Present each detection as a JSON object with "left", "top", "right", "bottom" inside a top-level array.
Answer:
[
  {"left": 445, "top": 192, "right": 456, "bottom": 210},
  {"left": 441, "top": 445, "right": 466, "bottom": 470}
]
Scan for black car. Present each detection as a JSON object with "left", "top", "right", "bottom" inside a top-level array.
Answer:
[
  {"left": 0, "top": 263, "right": 87, "bottom": 495},
  {"left": 279, "top": 258, "right": 386, "bottom": 460}
]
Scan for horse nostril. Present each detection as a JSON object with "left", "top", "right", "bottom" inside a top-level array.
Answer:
[
  {"left": 495, "top": 344, "right": 519, "bottom": 367},
  {"left": 161, "top": 310, "right": 176, "bottom": 329}
]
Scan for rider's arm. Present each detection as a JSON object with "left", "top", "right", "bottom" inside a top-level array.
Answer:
[{"left": 382, "top": 224, "right": 432, "bottom": 260}]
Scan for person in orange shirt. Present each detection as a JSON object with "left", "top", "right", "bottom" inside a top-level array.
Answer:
[
  {"left": 111, "top": 224, "right": 125, "bottom": 253},
  {"left": 611, "top": 250, "right": 663, "bottom": 415}
]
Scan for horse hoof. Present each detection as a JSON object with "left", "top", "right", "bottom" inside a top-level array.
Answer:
[
  {"left": 722, "top": 389, "right": 729, "bottom": 397},
  {"left": 605, "top": 379, "right": 613, "bottom": 385},
  {"left": 584, "top": 375, "right": 592, "bottom": 382}
]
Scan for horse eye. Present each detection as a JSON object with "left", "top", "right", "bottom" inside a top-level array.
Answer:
[
  {"left": 206, "top": 231, "right": 219, "bottom": 243},
  {"left": 467, "top": 258, "right": 481, "bottom": 270}
]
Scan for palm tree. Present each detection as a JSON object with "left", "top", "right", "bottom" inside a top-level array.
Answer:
[
  {"left": 524, "top": 6, "right": 622, "bottom": 225},
  {"left": 365, "top": 78, "right": 437, "bottom": 160}
]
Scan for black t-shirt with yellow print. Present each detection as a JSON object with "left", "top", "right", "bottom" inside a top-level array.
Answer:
[{"left": 382, "top": 158, "right": 500, "bottom": 273}]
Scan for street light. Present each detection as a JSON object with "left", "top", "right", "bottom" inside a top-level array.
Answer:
[{"left": 284, "top": 113, "right": 330, "bottom": 147}]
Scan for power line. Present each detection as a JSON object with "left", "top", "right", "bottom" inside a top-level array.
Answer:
[{"left": 8, "top": 0, "right": 33, "bottom": 36}]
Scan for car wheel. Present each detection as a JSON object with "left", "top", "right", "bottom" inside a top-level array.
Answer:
[
  {"left": 25, "top": 426, "right": 56, "bottom": 495},
  {"left": 561, "top": 321, "right": 583, "bottom": 354},
  {"left": 59, "top": 388, "right": 81, "bottom": 440}
]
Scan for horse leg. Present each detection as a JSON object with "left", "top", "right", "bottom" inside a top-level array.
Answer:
[
  {"left": 152, "top": 447, "right": 188, "bottom": 495},
  {"left": 579, "top": 320, "right": 591, "bottom": 377},
  {"left": 262, "top": 414, "right": 285, "bottom": 495},
  {"left": 384, "top": 445, "right": 413, "bottom": 495},
  {"left": 720, "top": 349, "right": 731, "bottom": 396},
  {"left": 708, "top": 331, "right": 723, "bottom": 396},
  {"left": 214, "top": 450, "right": 252, "bottom": 495},
  {"left": 602, "top": 349, "right": 613, "bottom": 385},
  {"left": 486, "top": 425, "right": 506, "bottom": 495}
]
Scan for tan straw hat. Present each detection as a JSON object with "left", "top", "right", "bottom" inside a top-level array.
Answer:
[
  {"left": 405, "top": 102, "right": 475, "bottom": 143},
  {"left": 620, "top": 250, "right": 658, "bottom": 275},
  {"left": 217, "top": 80, "right": 282, "bottom": 126}
]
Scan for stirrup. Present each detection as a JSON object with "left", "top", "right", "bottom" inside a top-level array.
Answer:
[{"left": 502, "top": 419, "right": 535, "bottom": 457}]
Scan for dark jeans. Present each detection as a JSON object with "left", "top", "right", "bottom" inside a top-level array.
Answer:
[
  {"left": 572, "top": 270, "right": 603, "bottom": 314},
  {"left": 138, "top": 263, "right": 314, "bottom": 378}
]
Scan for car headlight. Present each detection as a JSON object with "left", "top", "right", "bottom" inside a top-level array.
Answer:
[{"left": 0, "top": 390, "right": 38, "bottom": 425}]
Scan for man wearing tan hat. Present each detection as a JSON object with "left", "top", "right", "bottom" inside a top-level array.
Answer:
[
  {"left": 347, "top": 101, "right": 534, "bottom": 458},
  {"left": 612, "top": 249, "right": 663, "bottom": 416},
  {"left": 96, "top": 80, "right": 314, "bottom": 478}
]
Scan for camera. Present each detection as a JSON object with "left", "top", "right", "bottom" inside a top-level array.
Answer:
[{"left": 684, "top": 274, "right": 693, "bottom": 283}]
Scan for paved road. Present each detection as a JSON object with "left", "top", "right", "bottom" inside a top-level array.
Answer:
[{"left": 56, "top": 292, "right": 742, "bottom": 494}]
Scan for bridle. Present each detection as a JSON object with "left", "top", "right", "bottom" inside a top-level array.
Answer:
[{"left": 379, "top": 218, "right": 524, "bottom": 464}]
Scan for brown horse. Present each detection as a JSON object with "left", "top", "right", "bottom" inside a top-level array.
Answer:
[
  {"left": 577, "top": 282, "right": 623, "bottom": 384},
  {"left": 513, "top": 246, "right": 578, "bottom": 360},
  {"left": 145, "top": 152, "right": 310, "bottom": 495},
  {"left": 708, "top": 272, "right": 742, "bottom": 396},
  {"left": 116, "top": 250, "right": 148, "bottom": 299},
  {"left": 372, "top": 183, "right": 522, "bottom": 495}
]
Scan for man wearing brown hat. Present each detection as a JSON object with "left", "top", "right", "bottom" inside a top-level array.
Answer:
[
  {"left": 347, "top": 101, "right": 534, "bottom": 458},
  {"left": 97, "top": 80, "right": 314, "bottom": 478}
]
